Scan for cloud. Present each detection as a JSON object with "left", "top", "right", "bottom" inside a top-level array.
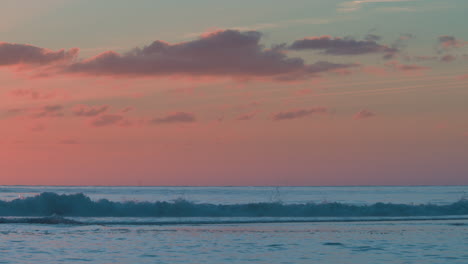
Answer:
[
  {"left": 66, "top": 30, "right": 356, "bottom": 80},
  {"left": 353, "top": 109, "right": 375, "bottom": 120},
  {"left": 31, "top": 104, "right": 64, "bottom": 119},
  {"left": 121, "top": 106, "right": 134, "bottom": 113},
  {"left": 440, "top": 54, "right": 456, "bottom": 62},
  {"left": 338, "top": 0, "right": 416, "bottom": 12},
  {"left": 406, "top": 55, "right": 438, "bottom": 62},
  {"left": 73, "top": 104, "right": 109, "bottom": 117},
  {"left": 9, "top": 89, "right": 57, "bottom": 100},
  {"left": 236, "top": 111, "right": 259, "bottom": 121},
  {"left": 90, "top": 114, "right": 124, "bottom": 127},
  {"left": 438, "top": 35, "right": 467, "bottom": 49},
  {"left": 289, "top": 35, "right": 397, "bottom": 56},
  {"left": 185, "top": 18, "right": 339, "bottom": 38},
  {"left": 272, "top": 107, "right": 328, "bottom": 121},
  {"left": 29, "top": 124, "right": 45, "bottom": 132},
  {"left": 384, "top": 61, "right": 429, "bottom": 72},
  {"left": 0, "top": 42, "right": 78, "bottom": 67},
  {"left": 5, "top": 105, "right": 64, "bottom": 119},
  {"left": 150, "top": 112, "right": 196, "bottom": 124},
  {"left": 6, "top": 108, "right": 27, "bottom": 115}
]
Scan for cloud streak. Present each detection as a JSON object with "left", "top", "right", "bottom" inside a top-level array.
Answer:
[
  {"left": 353, "top": 109, "right": 375, "bottom": 119},
  {"left": 272, "top": 107, "right": 328, "bottom": 121},
  {"left": 151, "top": 112, "right": 196, "bottom": 124},
  {"left": 338, "top": 0, "right": 417, "bottom": 12},
  {"left": 289, "top": 35, "right": 397, "bottom": 56},
  {"left": 31, "top": 105, "right": 64, "bottom": 119},
  {"left": 438, "top": 35, "right": 467, "bottom": 50},
  {"left": 90, "top": 114, "right": 125, "bottom": 127},
  {"left": 73, "top": 104, "right": 109, "bottom": 117}
]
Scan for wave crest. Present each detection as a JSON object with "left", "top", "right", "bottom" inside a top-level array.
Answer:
[{"left": 1, "top": 192, "right": 467, "bottom": 217}]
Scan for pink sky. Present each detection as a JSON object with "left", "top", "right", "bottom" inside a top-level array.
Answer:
[{"left": 1, "top": 1, "right": 468, "bottom": 185}]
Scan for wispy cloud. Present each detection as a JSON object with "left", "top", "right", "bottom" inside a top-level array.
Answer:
[
  {"left": 289, "top": 35, "right": 397, "bottom": 57},
  {"left": 353, "top": 109, "right": 375, "bottom": 120},
  {"left": 73, "top": 104, "right": 109, "bottom": 117},
  {"left": 90, "top": 114, "right": 125, "bottom": 127},
  {"left": 185, "top": 17, "right": 345, "bottom": 38},
  {"left": 338, "top": 0, "right": 418, "bottom": 12},
  {"left": 272, "top": 107, "right": 328, "bottom": 121},
  {"left": 236, "top": 110, "right": 259, "bottom": 121},
  {"left": 150, "top": 112, "right": 196, "bottom": 125}
]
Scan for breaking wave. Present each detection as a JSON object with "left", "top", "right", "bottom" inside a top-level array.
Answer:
[{"left": 0, "top": 192, "right": 467, "bottom": 218}]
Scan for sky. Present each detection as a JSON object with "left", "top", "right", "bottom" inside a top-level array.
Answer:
[{"left": 1, "top": 0, "right": 467, "bottom": 186}]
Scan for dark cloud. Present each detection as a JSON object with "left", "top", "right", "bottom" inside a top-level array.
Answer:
[
  {"left": 66, "top": 30, "right": 355, "bottom": 80},
  {"left": 151, "top": 112, "right": 196, "bottom": 124},
  {"left": 289, "top": 35, "right": 397, "bottom": 56},
  {"left": 73, "top": 104, "right": 109, "bottom": 117},
  {"left": 0, "top": 42, "right": 77, "bottom": 66},
  {"left": 353, "top": 109, "right": 375, "bottom": 120},
  {"left": 272, "top": 107, "right": 328, "bottom": 121}
]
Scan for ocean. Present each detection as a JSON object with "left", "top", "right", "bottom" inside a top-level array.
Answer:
[{"left": 0, "top": 186, "right": 467, "bottom": 263}]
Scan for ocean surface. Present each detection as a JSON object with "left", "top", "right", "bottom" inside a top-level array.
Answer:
[{"left": 0, "top": 185, "right": 467, "bottom": 263}]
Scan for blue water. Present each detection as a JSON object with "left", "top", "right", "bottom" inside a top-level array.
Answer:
[{"left": 0, "top": 186, "right": 467, "bottom": 263}]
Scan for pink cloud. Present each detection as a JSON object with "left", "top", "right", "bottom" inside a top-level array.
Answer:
[
  {"left": 294, "top": 88, "right": 313, "bottom": 96},
  {"left": 121, "top": 107, "right": 134, "bottom": 113},
  {"left": 89, "top": 114, "right": 125, "bottom": 127},
  {"left": 58, "top": 139, "right": 80, "bottom": 145},
  {"left": 236, "top": 110, "right": 259, "bottom": 121},
  {"left": 9, "top": 89, "right": 57, "bottom": 100},
  {"left": 73, "top": 104, "right": 109, "bottom": 117},
  {"left": 353, "top": 109, "right": 375, "bottom": 120},
  {"left": 29, "top": 124, "right": 45, "bottom": 132},
  {"left": 362, "top": 66, "right": 389, "bottom": 76},
  {"left": 272, "top": 107, "right": 328, "bottom": 121},
  {"left": 438, "top": 35, "right": 467, "bottom": 49},
  {"left": 151, "top": 112, "right": 196, "bottom": 124},
  {"left": 31, "top": 104, "right": 64, "bottom": 119}
]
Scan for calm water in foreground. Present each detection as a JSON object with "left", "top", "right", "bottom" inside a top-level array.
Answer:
[{"left": 0, "top": 186, "right": 467, "bottom": 263}]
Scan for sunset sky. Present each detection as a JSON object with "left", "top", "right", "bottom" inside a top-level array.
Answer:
[{"left": 1, "top": 0, "right": 467, "bottom": 186}]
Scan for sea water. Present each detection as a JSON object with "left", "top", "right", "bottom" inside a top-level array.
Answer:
[{"left": 0, "top": 186, "right": 467, "bottom": 263}]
